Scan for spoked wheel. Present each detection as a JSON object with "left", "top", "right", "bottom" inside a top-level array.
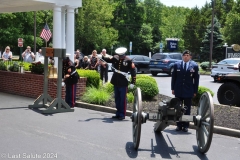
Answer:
[
  {"left": 132, "top": 87, "right": 143, "bottom": 150},
  {"left": 196, "top": 92, "right": 214, "bottom": 153}
]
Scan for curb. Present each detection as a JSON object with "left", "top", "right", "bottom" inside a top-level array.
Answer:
[{"left": 75, "top": 101, "right": 240, "bottom": 138}]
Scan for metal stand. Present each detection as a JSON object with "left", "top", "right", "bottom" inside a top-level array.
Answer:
[{"left": 28, "top": 48, "right": 74, "bottom": 114}]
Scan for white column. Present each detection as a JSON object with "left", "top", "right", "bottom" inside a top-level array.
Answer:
[
  {"left": 61, "top": 8, "right": 66, "bottom": 49},
  {"left": 53, "top": 5, "right": 62, "bottom": 68},
  {"left": 66, "top": 6, "right": 75, "bottom": 62}
]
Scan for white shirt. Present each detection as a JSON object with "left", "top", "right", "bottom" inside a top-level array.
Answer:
[{"left": 183, "top": 61, "right": 190, "bottom": 70}]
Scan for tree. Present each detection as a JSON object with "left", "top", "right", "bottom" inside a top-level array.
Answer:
[
  {"left": 0, "top": 11, "right": 49, "bottom": 55},
  {"left": 135, "top": 23, "right": 153, "bottom": 54},
  {"left": 200, "top": 17, "right": 224, "bottom": 62},
  {"left": 160, "top": 6, "right": 190, "bottom": 52},
  {"left": 182, "top": 7, "right": 203, "bottom": 57},
  {"left": 76, "top": 0, "right": 118, "bottom": 54},
  {"left": 143, "top": 0, "right": 163, "bottom": 53},
  {"left": 112, "top": 0, "right": 145, "bottom": 53},
  {"left": 222, "top": 0, "right": 240, "bottom": 45}
]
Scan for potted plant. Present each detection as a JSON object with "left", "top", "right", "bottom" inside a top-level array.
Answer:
[{"left": 29, "top": 61, "right": 44, "bottom": 74}]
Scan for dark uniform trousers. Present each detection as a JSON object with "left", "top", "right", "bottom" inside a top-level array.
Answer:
[
  {"left": 100, "top": 64, "right": 108, "bottom": 83},
  {"left": 114, "top": 86, "right": 128, "bottom": 118},
  {"left": 65, "top": 84, "right": 77, "bottom": 107},
  {"left": 176, "top": 97, "right": 191, "bottom": 128},
  {"left": 63, "top": 59, "right": 79, "bottom": 108}
]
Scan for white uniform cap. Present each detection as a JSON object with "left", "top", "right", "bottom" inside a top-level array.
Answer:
[
  {"left": 115, "top": 47, "right": 127, "bottom": 55},
  {"left": 66, "top": 53, "right": 71, "bottom": 57}
]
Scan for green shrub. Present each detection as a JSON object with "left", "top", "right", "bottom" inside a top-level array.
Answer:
[
  {"left": 9, "top": 62, "right": 19, "bottom": 72},
  {"left": 29, "top": 62, "right": 44, "bottom": 74},
  {"left": 200, "top": 61, "right": 216, "bottom": 70},
  {"left": 77, "top": 69, "right": 100, "bottom": 88},
  {"left": 0, "top": 61, "right": 7, "bottom": 71},
  {"left": 102, "top": 82, "right": 114, "bottom": 93},
  {"left": 81, "top": 87, "right": 111, "bottom": 105},
  {"left": 127, "top": 92, "right": 134, "bottom": 103},
  {"left": 19, "top": 62, "right": 31, "bottom": 71},
  {"left": 192, "top": 86, "right": 214, "bottom": 106},
  {"left": 129, "top": 75, "right": 159, "bottom": 100}
]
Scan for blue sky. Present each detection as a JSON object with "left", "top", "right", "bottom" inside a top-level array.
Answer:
[{"left": 160, "top": 0, "right": 212, "bottom": 8}]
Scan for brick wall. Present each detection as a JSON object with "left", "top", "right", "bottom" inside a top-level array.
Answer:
[{"left": 0, "top": 71, "right": 87, "bottom": 99}]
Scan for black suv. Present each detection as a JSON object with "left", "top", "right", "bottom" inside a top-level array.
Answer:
[{"left": 149, "top": 52, "right": 182, "bottom": 76}]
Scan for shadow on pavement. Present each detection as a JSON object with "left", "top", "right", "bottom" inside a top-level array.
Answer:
[
  {"left": 125, "top": 142, "right": 138, "bottom": 158},
  {"left": 125, "top": 131, "right": 210, "bottom": 159},
  {"left": 79, "top": 117, "right": 129, "bottom": 123}
]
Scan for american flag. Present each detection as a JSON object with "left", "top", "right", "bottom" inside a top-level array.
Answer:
[{"left": 40, "top": 23, "right": 52, "bottom": 42}]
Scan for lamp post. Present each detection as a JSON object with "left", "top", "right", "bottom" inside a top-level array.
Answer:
[
  {"left": 210, "top": 0, "right": 215, "bottom": 69},
  {"left": 223, "top": 43, "right": 228, "bottom": 59}
]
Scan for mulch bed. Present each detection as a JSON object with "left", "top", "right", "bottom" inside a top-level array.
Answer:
[{"left": 104, "top": 94, "right": 240, "bottom": 130}]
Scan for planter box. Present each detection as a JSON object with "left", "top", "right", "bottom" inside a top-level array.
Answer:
[{"left": 0, "top": 70, "right": 87, "bottom": 99}]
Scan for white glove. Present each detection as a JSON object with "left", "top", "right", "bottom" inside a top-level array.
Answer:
[
  {"left": 113, "top": 55, "right": 119, "bottom": 60},
  {"left": 61, "top": 79, "right": 65, "bottom": 87},
  {"left": 129, "top": 84, "right": 135, "bottom": 89}
]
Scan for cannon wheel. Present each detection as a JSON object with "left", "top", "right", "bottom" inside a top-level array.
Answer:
[
  {"left": 196, "top": 91, "right": 214, "bottom": 153},
  {"left": 132, "top": 87, "right": 142, "bottom": 150}
]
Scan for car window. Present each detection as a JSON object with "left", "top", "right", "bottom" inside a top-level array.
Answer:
[
  {"left": 169, "top": 54, "right": 182, "bottom": 60},
  {"left": 218, "top": 59, "right": 240, "bottom": 65},
  {"left": 152, "top": 54, "right": 167, "bottom": 59},
  {"left": 134, "top": 56, "right": 144, "bottom": 61},
  {"left": 143, "top": 56, "right": 150, "bottom": 61}
]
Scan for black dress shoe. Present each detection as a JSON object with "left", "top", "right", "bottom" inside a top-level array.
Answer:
[
  {"left": 118, "top": 117, "right": 125, "bottom": 120},
  {"left": 182, "top": 128, "right": 188, "bottom": 132},
  {"left": 112, "top": 115, "right": 119, "bottom": 119},
  {"left": 175, "top": 126, "right": 182, "bottom": 131}
]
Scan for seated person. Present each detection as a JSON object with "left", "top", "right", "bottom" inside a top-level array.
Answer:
[
  {"left": 89, "top": 50, "right": 99, "bottom": 71},
  {"left": 81, "top": 56, "right": 90, "bottom": 69},
  {"left": 74, "top": 49, "right": 84, "bottom": 69},
  {"left": 2, "top": 46, "right": 12, "bottom": 61}
]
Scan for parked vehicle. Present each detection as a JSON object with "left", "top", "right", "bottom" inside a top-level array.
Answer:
[
  {"left": 127, "top": 55, "right": 151, "bottom": 73},
  {"left": 217, "top": 73, "right": 240, "bottom": 107},
  {"left": 149, "top": 52, "right": 182, "bottom": 76},
  {"left": 211, "top": 58, "right": 240, "bottom": 82}
]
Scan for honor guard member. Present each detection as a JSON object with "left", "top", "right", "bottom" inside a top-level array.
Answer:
[
  {"left": 102, "top": 47, "right": 136, "bottom": 120},
  {"left": 171, "top": 50, "right": 199, "bottom": 132},
  {"left": 62, "top": 53, "right": 80, "bottom": 108}
]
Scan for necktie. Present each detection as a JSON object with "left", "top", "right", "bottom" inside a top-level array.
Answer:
[{"left": 184, "top": 62, "right": 186, "bottom": 71}]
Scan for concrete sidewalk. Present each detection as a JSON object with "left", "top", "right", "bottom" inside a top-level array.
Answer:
[{"left": 75, "top": 101, "right": 240, "bottom": 138}]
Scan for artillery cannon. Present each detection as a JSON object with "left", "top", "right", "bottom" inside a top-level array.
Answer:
[{"left": 131, "top": 88, "right": 214, "bottom": 154}]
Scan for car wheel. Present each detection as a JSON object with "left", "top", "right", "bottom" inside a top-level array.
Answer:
[
  {"left": 213, "top": 77, "right": 217, "bottom": 82},
  {"left": 135, "top": 67, "right": 138, "bottom": 73},
  {"left": 151, "top": 71, "right": 158, "bottom": 76},
  {"left": 217, "top": 82, "right": 240, "bottom": 106},
  {"left": 168, "top": 67, "right": 174, "bottom": 76}
]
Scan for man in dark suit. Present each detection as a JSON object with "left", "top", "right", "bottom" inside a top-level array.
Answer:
[{"left": 171, "top": 50, "right": 200, "bottom": 132}]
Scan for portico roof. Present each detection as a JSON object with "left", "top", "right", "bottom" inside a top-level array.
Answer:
[{"left": 0, "top": 0, "right": 82, "bottom": 13}]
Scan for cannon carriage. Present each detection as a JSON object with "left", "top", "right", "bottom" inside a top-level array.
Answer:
[{"left": 131, "top": 88, "right": 214, "bottom": 154}]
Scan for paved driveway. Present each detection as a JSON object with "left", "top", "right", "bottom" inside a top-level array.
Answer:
[{"left": 0, "top": 92, "right": 239, "bottom": 160}]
